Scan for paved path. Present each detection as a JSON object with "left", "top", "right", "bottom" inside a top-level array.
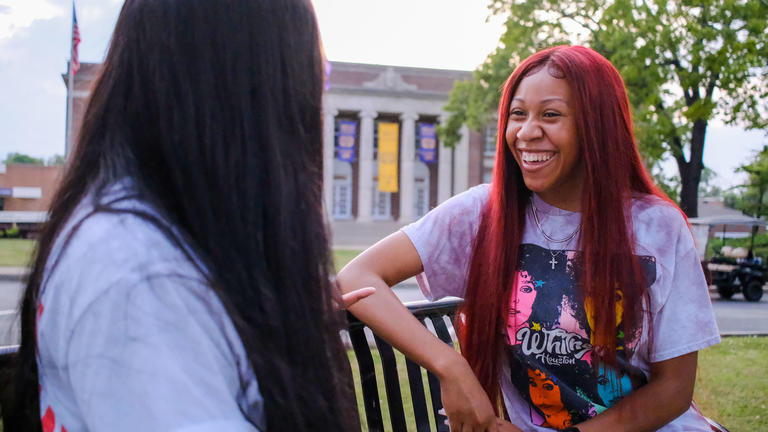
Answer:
[{"left": 0, "top": 279, "right": 22, "bottom": 347}]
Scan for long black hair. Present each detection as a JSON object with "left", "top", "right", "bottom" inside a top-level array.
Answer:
[{"left": 11, "top": 0, "right": 357, "bottom": 430}]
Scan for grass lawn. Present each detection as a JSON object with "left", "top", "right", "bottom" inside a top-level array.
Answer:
[
  {"left": 0, "top": 239, "right": 35, "bottom": 267},
  {"left": 694, "top": 336, "right": 768, "bottom": 431},
  {"left": 0, "top": 240, "right": 361, "bottom": 273},
  {"left": 333, "top": 249, "right": 363, "bottom": 274}
]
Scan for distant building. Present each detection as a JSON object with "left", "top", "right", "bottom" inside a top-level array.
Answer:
[
  {"left": 697, "top": 196, "right": 764, "bottom": 238},
  {"left": 64, "top": 62, "right": 496, "bottom": 225},
  {"left": 0, "top": 163, "right": 63, "bottom": 212}
]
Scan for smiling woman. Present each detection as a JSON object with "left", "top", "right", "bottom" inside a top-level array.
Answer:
[{"left": 336, "top": 45, "right": 722, "bottom": 432}]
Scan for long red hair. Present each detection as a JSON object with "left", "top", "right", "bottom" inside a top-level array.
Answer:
[{"left": 457, "top": 46, "right": 678, "bottom": 410}]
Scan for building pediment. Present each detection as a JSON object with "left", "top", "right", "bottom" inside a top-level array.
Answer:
[{"left": 362, "top": 67, "right": 418, "bottom": 92}]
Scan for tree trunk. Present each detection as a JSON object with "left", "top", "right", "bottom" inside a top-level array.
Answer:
[{"left": 678, "top": 119, "right": 708, "bottom": 218}]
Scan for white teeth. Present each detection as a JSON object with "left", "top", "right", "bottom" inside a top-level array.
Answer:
[{"left": 521, "top": 152, "right": 554, "bottom": 163}]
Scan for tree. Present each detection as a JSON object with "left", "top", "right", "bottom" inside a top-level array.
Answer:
[
  {"left": 439, "top": 0, "right": 768, "bottom": 217},
  {"left": 4, "top": 152, "right": 44, "bottom": 165},
  {"left": 727, "top": 145, "right": 768, "bottom": 218},
  {"left": 46, "top": 154, "right": 65, "bottom": 166}
]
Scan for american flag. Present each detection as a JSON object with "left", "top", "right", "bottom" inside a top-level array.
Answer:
[{"left": 71, "top": 3, "right": 81, "bottom": 76}]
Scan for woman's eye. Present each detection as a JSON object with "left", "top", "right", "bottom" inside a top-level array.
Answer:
[
  {"left": 510, "top": 109, "right": 525, "bottom": 117},
  {"left": 521, "top": 286, "right": 532, "bottom": 293},
  {"left": 543, "top": 111, "right": 560, "bottom": 118}
]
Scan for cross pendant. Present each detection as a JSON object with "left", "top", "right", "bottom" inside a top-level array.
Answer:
[{"left": 549, "top": 256, "right": 557, "bottom": 269}]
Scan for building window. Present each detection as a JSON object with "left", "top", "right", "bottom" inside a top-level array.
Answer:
[
  {"left": 482, "top": 171, "right": 493, "bottom": 184},
  {"left": 372, "top": 183, "right": 391, "bottom": 220},
  {"left": 484, "top": 123, "right": 497, "bottom": 155}
]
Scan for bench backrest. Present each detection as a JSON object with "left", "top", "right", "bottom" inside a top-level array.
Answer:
[{"left": 346, "top": 298, "right": 461, "bottom": 432}]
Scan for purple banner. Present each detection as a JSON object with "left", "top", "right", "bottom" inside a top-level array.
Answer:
[
  {"left": 0, "top": 188, "right": 11, "bottom": 197},
  {"left": 336, "top": 120, "right": 357, "bottom": 163},
  {"left": 419, "top": 123, "right": 437, "bottom": 164}
]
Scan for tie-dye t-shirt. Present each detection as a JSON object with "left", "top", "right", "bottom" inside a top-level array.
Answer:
[
  {"left": 402, "top": 184, "right": 720, "bottom": 432},
  {"left": 35, "top": 183, "right": 264, "bottom": 432}
]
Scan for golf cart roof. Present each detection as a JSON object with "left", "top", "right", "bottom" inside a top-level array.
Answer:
[{"left": 688, "top": 215, "right": 768, "bottom": 227}]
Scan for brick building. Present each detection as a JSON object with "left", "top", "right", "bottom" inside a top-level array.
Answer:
[{"left": 0, "top": 163, "right": 63, "bottom": 212}]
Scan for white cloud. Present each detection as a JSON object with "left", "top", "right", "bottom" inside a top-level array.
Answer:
[
  {"left": 311, "top": 0, "right": 504, "bottom": 70},
  {"left": 0, "top": 0, "right": 63, "bottom": 40}
]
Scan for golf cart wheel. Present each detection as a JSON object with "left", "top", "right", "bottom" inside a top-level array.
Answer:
[
  {"left": 743, "top": 279, "right": 764, "bottom": 302},
  {"left": 716, "top": 285, "right": 735, "bottom": 300}
]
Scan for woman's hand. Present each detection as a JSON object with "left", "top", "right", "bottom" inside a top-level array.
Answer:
[
  {"left": 437, "top": 356, "right": 498, "bottom": 432},
  {"left": 495, "top": 418, "right": 523, "bottom": 432},
  {"left": 340, "top": 287, "right": 376, "bottom": 309}
]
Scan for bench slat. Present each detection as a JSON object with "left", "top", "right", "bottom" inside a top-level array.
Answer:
[
  {"left": 404, "top": 356, "right": 431, "bottom": 432},
  {"left": 373, "top": 334, "right": 408, "bottom": 432},
  {"left": 348, "top": 325, "right": 384, "bottom": 432},
  {"left": 425, "top": 316, "right": 452, "bottom": 432}
]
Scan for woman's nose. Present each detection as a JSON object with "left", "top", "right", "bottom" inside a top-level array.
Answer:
[{"left": 516, "top": 118, "right": 543, "bottom": 142}]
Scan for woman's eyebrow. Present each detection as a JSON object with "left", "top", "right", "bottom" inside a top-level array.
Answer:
[{"left": 511, "top": 97, "right": 569, "bottom": 105}]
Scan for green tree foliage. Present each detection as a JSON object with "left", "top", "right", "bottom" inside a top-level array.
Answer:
[
  {"left": 46, "top": 154, "right": 65, "bottom": 166},
  {"left": 726, "top": 145, "right": 768, "bottom": 218},
  {"left": 4, "top": 152, "right": 44, "bottom": 165},
  {"left": 440, "top": 0, "right": 768, "bottom": 217}
]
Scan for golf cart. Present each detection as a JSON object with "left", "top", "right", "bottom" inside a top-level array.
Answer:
[{"left": 690, "top": 215, "right": 766, "bottom": 302}]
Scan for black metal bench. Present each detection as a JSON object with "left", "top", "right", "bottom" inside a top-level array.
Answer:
[{"left": 346, "top": 298, "right": 460, "bottom": 432}]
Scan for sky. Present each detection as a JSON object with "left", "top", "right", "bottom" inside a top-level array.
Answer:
[{"left": 0, "top": 0, "right": 765, "bottom": 189}]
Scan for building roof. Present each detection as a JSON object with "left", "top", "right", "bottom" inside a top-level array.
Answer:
[{"left": 327, "top": 62, "right": 472, "bottom": 97}]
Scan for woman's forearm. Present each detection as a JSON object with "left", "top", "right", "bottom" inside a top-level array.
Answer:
[{"left": 337, "top": 265, "right": 465, "bottom": 378}]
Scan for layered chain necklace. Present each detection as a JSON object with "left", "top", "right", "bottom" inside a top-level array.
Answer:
[{"left": 530, "top": 197, "right": 581, "bottom": 270}]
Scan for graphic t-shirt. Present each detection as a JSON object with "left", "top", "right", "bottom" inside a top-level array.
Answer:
[{"left": 402, "top": 184, "right": 721, "bottom": 432}]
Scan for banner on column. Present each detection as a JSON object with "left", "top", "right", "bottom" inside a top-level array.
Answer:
[
  {"left": 336, "top": 120, "right": 357, "bottom": 162},
  {"left": 418, "top": 123, "right": 437, "bottom": 164},
  {"left": 377, "top": 122, "right": 399, "bottom": 193}
]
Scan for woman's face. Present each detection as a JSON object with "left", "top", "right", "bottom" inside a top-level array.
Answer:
[
  {"left": 509, "top": 271, "right": 537, "bottom": 329},
  {"left": 528, "top": 368, "right": 572, "bottom": 428},
  {"left": 505, "top": 68, "right": 584, "bottom": 210},
  {"left": 597, "top": 365, "right": 632, "bottom": 406}
]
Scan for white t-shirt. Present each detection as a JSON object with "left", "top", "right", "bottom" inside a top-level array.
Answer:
[
  {"left": 402, "top": 184, "right": 720, "bottom": 432},
  {"left": 36, "top": 184, "right": 264, "bottom": 432}
]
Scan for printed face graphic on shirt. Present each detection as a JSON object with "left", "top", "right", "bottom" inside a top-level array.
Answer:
[
  {"left": 527, "top": 368, "right": 572, "bottom": 429},
  {"left": 596, "top": 364, "right": 633, "bottom": 406},
  {"left": 506, "top": 244, "right": 655, "bottom": 427},
  {"left": 507, "top": 270, "right": 538, "bottom": 343}
]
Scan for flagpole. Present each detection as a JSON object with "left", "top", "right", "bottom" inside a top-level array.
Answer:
[
  {"left": 66, "top": 4, "right": 75, "bottom": 161},
  {"left": 66, "top": 60, "right": 74, "bottom": 160}
]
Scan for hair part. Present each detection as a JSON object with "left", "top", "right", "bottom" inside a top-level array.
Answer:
[
  {"left": 457, "top": 45, "right": 678, "bottom": 410},
  {"left": 11, "top": 1, "right": 357, "bottom": 430}
]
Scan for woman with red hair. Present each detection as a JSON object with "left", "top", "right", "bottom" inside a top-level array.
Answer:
[{"left": 338, "top": 45, "right": 720, "bottom": 431}]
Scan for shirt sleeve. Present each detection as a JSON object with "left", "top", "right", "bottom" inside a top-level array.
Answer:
[
  {"left": 63, "top": 272, "right": 263, "bottom": 432},
  {"left": 401, "top": 184, "right": 489, "bottom": 300},
  {"left": 650, "top": 216, "right": 721, "bottom": 363}
]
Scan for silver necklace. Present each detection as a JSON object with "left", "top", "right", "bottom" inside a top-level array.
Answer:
[{"left": 530, "top": 197, "right": 580, "bottom": 270}]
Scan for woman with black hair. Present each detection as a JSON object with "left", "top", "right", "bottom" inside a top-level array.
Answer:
[{"left": 9, "top": 0, "right": 368, "bottom": 431}]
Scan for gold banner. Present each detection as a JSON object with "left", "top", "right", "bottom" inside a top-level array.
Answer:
[{"left": 377, "top": 122, "right": 399, "bottom": 193}]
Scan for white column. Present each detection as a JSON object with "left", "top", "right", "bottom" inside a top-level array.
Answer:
[
  {"left": 437, "top": 114, "right": 453, "bottom": 204},
  {"left": 399, "top": 112, "right": 418, "bottom": 222},
  {"left": 357, "top": 110, "right": 377, "bottom": 222},
  {"left": 453, "top": 124, "right": 470, "bottom": 194},
  {"left": 322, "top": 109, "right": 338, "bottom": 218}
]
